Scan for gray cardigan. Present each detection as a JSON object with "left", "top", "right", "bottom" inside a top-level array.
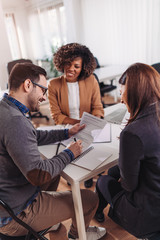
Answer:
[{"left": 0, "top": 97, "right": 71, "bottom": 217}]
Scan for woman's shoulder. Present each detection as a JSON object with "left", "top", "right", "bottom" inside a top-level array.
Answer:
[
  {"left": 48, "top": 75, "right": 64, "bottom": 87},
  {"left": 121, "top": 116, "right": 148, "bottom": 141},
  {"left": 83, "top": 74, "right": 98, "bottom": 84}
]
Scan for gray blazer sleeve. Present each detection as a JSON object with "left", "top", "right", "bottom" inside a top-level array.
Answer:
[{"left": 5, "top": 116, "right": 71, "bottom": 186}]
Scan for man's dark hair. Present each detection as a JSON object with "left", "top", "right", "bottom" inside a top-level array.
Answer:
[{"left": 9, "top": 63, "right": 47, "bottom": 90}]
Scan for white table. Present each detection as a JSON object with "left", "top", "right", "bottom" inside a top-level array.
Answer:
[
  {"left": 62, "top": 146, "right": 119, "bottom": 240},
  {"left": 94, "top": 65, "right": 128, "bottom": 102},
  {"left": 38, "top": 103, "right": 128, "bottom": 240},
  {"left": 94, "top": 65, "right": 128, "bottom": 83}
]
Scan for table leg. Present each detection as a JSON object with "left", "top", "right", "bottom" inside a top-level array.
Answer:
[{"left": 71, "top": 181, "right": 87, "bottom": 240}]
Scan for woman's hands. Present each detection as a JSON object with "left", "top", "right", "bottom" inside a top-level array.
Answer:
[
  {"left": 67, "top": 140, "right": 82, "bottom": 158},
  {"left": 68, "top": 123, "right": 85, "bottom": 137}
]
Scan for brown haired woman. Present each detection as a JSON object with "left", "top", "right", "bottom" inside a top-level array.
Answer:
[
  {"left": 95, "top": 63, "right": 160, "bottom": 239},
  {"left": 48, "top": 43, "right": 104, "bottom": 188}
]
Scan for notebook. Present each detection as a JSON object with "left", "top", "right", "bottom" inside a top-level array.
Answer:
[
  {"left": 70, "top": 145, "right": 112, "bottom": 171},
  {"left": 104, "top": 107, "right": 127, "bottom": 125},
  {"left": 39, "top": 142, "right": 112, "bottom": 171},
  {"left": 48, "top": 142, "right": 111, "bottom": 171}
]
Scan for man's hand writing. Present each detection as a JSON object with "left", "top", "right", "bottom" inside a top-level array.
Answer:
[{"left": 67, "top": 140, "right": 82, "bottom": 158}]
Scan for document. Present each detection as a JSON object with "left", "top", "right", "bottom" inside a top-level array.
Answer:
[
  {"left": 61, "top": 112, "right": 112, "bottom": 170},
  {"left": 63, "top": 112, "right": 111, "bottom": 150}
]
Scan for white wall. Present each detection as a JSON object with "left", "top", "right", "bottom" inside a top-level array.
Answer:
[
  {"left": 63, "top": 0, "right": 84, "bottom": 43},
  {"left": 80, "top": 0, "right": 160, "bottom": 66},
  {"left": 61, "top": 0, "right": 160, "bottom": 66},
  {"left": 0, "top": 0, "right": 12, "bottom": 89}
]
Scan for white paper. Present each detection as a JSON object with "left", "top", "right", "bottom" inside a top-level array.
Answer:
[
  {"left": 64, "top": 112, "right": 107, "bottom": 151},
  {"left": 92, "top": 123, "right": 111, "bottom": 143}
]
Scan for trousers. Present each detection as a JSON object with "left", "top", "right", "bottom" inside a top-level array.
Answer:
[
  {"left": 0, "top": 175, "right": 98, "bottom": 239},
  {"left": 96, "top": 165, "right": 122, "bottom": 213}
]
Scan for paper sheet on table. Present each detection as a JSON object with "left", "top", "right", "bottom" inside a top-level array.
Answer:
[{"left": 92, "top": 123, "right": 111, "bottom": 143}]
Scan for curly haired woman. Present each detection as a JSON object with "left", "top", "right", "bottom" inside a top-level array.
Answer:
[
  {"left": 48, "top": 42, "right": 104, "bottom": 125},
  {"left": 48, "top": 43, "right": 104, "bottom": 188}
]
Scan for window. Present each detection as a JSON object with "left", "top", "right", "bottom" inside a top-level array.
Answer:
[
  {"left": 28, "top": 3, "right": 67, "bottom": 60},
  {"left": 4, "top": 13, "right": 21, "bottom": 60}
]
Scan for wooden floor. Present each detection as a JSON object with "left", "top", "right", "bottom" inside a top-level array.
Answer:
[{"left": 32, "top": 95, "right": 137, "bottom": 240}]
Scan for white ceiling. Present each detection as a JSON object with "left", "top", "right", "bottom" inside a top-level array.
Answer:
[
  {"left": 1, "top": 0, "right": 61, "bottom": 9},
  {"left": 1, "top": 0, "right": 29, "bottom": 8}
]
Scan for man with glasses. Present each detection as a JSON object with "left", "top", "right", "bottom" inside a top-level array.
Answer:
[
  {"left": 31, "top": 80, "right": 48, "bottom": 96},
  {"left": 0, "top": 63, "right": 106, "bottom": 240}
]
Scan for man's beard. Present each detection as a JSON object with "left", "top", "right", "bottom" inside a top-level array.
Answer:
[
  {"left": 30, "top": 102, "right": 40, "bottom": 112},
  {"left": 27, "top": 95, "right": 40, "bottom": 112}
]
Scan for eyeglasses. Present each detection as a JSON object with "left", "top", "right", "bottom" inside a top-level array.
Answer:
[{"left": 31, "top": 80, "right": 48, "bottom": 95}]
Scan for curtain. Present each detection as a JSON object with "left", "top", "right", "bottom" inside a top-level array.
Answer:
[
  {"left": 5, "top": 13, "right": 22, "bottom": 59},
  {"left": 28, "top": 3, "right": 66, "bottom": 60},
  {"left": 81, "top": 0, "right": 160, "bottom": 65}
]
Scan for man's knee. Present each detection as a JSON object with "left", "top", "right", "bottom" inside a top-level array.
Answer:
[
  {"left": 81, "top": 189, "right": 98, "bottom": 209},
  {"left": 40, "top": 175, "right": 60, "bottom": 191}
]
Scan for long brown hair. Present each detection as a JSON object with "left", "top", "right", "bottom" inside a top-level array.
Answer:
[{"left": 119, "top": 63, "right": 160, "bottom": 124}]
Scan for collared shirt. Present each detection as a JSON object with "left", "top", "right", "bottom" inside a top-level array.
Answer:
[{"left": 3, "top": 93, "right": 29, "bottom": 115}]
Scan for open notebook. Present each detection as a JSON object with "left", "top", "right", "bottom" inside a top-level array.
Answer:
[
  {"left": 53, "top": 143, "right": 111, "bottom": 171},
  {"left": 39, "top": 143, "right": 112, "bottom": 171},
  {"left": 70, "top": 145, "right": 112, "bottom": 170},
  {"left": 39, "top": 142, "right": 112, "bottom": 171}
]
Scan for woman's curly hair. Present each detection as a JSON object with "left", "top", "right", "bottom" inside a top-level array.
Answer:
[{"left": 53, "top": 43, "right": 97, "bottom": 79}]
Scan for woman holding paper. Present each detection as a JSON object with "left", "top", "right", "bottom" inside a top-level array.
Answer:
[
  {"left": 95, "top": 63, "right": 160, "bottom": 239},
  {"left": 48, "top": 43, "right": 104, "bottom": 125},
  {"left": 48, "top": 43, "right": 104, "bottom": 188}
]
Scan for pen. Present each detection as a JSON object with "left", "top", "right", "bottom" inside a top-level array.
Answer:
[
  {"left": 56, "top": 142, "right": 61, "bottom": 155},
  {"left": 74, "top": 138, "right": 77, "bottom": 142}
]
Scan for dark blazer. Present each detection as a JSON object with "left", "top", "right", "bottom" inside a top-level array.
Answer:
[{"left": 109, "top": 103, "right": 160, "bottom": 238}]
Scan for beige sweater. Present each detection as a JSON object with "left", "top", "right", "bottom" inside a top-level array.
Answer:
[{"left": 48, "top": 74, "right": 104, "bottom": 125}]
